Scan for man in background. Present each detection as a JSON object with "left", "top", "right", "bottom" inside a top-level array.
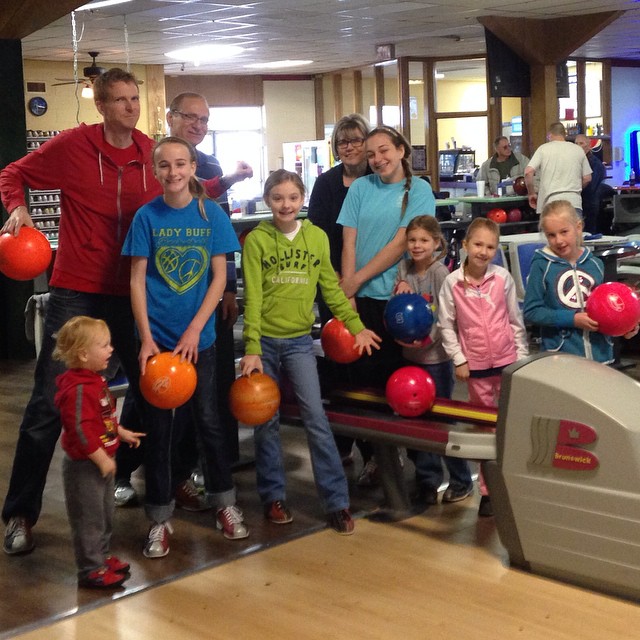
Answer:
[
  {"left": 575, "top": 133, "right": 607, "bottom": 233},
  {"left": 167, "top": 93, "right": 252, "bottom": 505},
  {"left": 525, "top": 122, "right": 592, "bottom": 215},
  {"left": 477, "top": 135, "right": 529, "bottom": 195}
]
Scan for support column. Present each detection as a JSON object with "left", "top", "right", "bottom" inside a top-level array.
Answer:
[
  {"left": 0, "top": 39, "right": 33, "bottom": 359},
  {"left": 479, "top": 11, "right": 623, "bottom": 147}
]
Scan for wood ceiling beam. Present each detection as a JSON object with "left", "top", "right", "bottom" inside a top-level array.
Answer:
[
  {"left": 479, "top": 11, "right": 624, "bottom": 65},
  {"left": 0, "top": 1, "right": 85, "bottom": 39}
]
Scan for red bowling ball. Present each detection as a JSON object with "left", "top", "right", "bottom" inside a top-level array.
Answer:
[
  {"left": 320, "top": 317, "right": 360, "bottom": 364},
  {"left": 507, "top": 207, "right": 522, "bottom": 222},
  {"left": 229, "top": 371, "right": 281, "bottom": 426},
  {"left": 487, "top": 208, "right": 507, "bottom": 224},
  {"left": 513, "top": 176, "right": 528, "bottom": 196},
  {"left": 238, "top": 228, "right": 251, "bottom": 247},
  {"left": 0, "top": 226, "right": 52, "bottom": 281},
  {"left": 385, "top": 366, "right": 436, "bottom": 418},
  {"left": 140, "top": 352, "right": 198, "bottom": 409},
  {"left": 585, "top": 282, "right": 640, "bottom": 337}
]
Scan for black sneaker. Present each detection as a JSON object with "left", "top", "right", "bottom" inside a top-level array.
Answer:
[
  {"left": 478, "top": 495, "right": 494, "bottom": 517},
  {"left": 327, "top": 509, "right": 355, "bottom": 535},
  {"left": 442, "top": 484, "right": 474, "bottom": 503}
]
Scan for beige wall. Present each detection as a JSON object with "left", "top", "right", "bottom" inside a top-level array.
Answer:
[
  {"left": 263, "top": 79, "right": 317, "bottom": 172},
  {"left": 23, "top": 59, "right": 154, "bottom": 134}
]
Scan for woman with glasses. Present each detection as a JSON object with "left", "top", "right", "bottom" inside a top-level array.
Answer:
[{"left": 308, "top": 114, "right": 377, "bottom": 483}]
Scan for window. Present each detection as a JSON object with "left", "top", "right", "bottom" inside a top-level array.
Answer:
[{"left": 196, "top": 106, "right": 265, "bottom": 205}]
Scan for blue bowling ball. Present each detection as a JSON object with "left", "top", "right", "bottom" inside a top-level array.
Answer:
[{"left": 383, "top": 293, "right": 434, "bottom": 343}]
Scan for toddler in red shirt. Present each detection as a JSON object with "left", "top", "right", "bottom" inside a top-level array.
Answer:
[{"left": 54, "top": 316, "right": 144, "bottom": 588}]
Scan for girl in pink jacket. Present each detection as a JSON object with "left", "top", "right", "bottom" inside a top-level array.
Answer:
[{"left": 438, "top": 217, "right": 528, "bottom": 516}]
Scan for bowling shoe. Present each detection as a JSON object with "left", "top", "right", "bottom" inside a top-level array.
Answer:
[
  {"left": 3, "top": 516, "right": 34, "bottom": 555},
  {"left": 356, "top": 459, "right": 379, "bottom": 487},
  {"left": 216, "top": 505, "right": 249, "bottom": 540},
  {"left": 143, "top": 521, "right": 173, "bottom": 558},
  {"left": 327, "top": 509, "right": 355, "bottom": 535},
  {"left": 411, "top": 486, "right": 439, "bottom": 508},
  {"left": 478, "top": 495, "right": 493, "bottom": 517},
  {"left": 442, "top": 484, "right": 474, "bottom": 503},
  {"left": 265, "top": 500, "right": 293, "bottom": 524},
  {"left": 175, "top": 479, "right": 211, "bottom": 512}
]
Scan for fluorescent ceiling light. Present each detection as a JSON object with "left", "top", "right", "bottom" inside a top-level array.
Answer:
[
  {"left": 165, "top": 44, "right": 245, "bottom": 66},
  {"left": 435, "top": 72, "right": 445, "bottom": 79},
  {"left": 75, "top": 0, "right": 133, "bottom": 10},
  {"left": 245, "top": 60, "right": 313, "bottom": 70}
]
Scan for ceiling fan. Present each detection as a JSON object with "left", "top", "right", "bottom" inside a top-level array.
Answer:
[{"left": 53, "top": 51, "right": 107, "bottom": 87}]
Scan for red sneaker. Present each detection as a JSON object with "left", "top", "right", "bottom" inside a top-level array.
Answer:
[
  {"left": 105, "top": 555, "right": 130, "bottom": 574},
  {"left": 79, "top": 566, "right": 127, "bottom": 589}
]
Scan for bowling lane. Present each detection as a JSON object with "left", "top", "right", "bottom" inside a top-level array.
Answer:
[{"left": 12, "top": 514, "right": 640, "bottom": 640}]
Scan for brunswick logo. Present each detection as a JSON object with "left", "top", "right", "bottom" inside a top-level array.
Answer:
[{"left": 529, "top": 416, "right": 599, "bottom": 471}]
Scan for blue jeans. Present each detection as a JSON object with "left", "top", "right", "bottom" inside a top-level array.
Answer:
[
  {"left": 143, "top": 345, "right": 235, "bottom": 524},
  {"left": 2, "top": 288, "right": 143, "bottom": 527},
  {"left": 410, "top": 361, "right": 473, "bottom": 491},
  {"left": 254, "top": 335, "right": 349, "bottom": 513}
]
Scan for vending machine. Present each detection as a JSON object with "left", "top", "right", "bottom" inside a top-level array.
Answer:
[{"left": 282, "top": 140, "right": 332, "bottom": 203}]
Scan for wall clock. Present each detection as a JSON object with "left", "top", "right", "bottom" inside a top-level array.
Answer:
[{"left": 28, "top": 96, "right": 48, "bottom": 117}]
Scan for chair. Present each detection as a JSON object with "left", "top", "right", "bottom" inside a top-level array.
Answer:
[
  {"left": 612, "top": 194, "right": 640, "bottom": 235},
  {"left": 616, "top": 234, "right": 640, "bottom": 285},
  {"left": 506, "top": 241, "right": 546, "bottom": 301}
]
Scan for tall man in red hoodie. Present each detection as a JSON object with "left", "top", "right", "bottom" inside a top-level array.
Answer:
[{"left": 0, "top": 68, "right": 226, "bottom": 555}]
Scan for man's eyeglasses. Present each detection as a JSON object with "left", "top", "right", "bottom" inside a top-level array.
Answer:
[
  {"left": 172, "top": 110, "right": 209, "bottom": 127},
  {"left": 336, "top": 137, "right": 365, "bottom": 150}
]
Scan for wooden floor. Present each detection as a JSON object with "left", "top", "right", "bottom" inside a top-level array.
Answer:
[{"left": 2, "top": 357, "right": 640, "bottom": 639}]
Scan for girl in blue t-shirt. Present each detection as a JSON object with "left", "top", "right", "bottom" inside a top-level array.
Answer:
[
  {"left": 122, "top": 137, "right": 244, "bottom": 559},
  {"left": 336, "top": 125, "right": 436, "bottom": 485}
]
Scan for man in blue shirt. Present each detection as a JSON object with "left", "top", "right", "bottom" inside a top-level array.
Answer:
[{"left": 575, "top": 133, "right": 607, "bottom": 234}]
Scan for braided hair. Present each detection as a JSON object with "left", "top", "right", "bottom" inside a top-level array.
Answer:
[{"left": 366, "top": 125, "right": 413, "bottom": 218}]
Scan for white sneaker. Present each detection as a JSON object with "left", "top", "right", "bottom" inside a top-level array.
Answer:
[{"left": 114, "top": 480, "right": 137, "bottom": 507}]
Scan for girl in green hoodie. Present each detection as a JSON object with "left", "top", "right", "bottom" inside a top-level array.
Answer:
[{"left": 240, "top": 169, "right": 380, "bottom": 534}]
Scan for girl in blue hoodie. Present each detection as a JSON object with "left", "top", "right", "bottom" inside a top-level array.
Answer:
[{"left": 524, "top": 200, "right": 615, "bottom": 362}]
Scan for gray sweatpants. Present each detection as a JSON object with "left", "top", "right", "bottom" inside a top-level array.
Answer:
[{"left": 62, "top": 456, "right": 114, "bottom": 579}]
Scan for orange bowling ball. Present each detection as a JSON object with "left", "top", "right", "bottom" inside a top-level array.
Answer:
[
  {"left": 140, "top": 352, "right": 197, "bottom": 409},
  {"left": 229, "top": 372, "right": 281, "bottom": 426},
  {"left": 486, "top": 208, "right": 507, "bottom": 224},
  {"left": 320, "top": 317, "right": 360, "bottom": 364},
  {"left": 0, "top": 226, "right": 52, "bottom": 280}
]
